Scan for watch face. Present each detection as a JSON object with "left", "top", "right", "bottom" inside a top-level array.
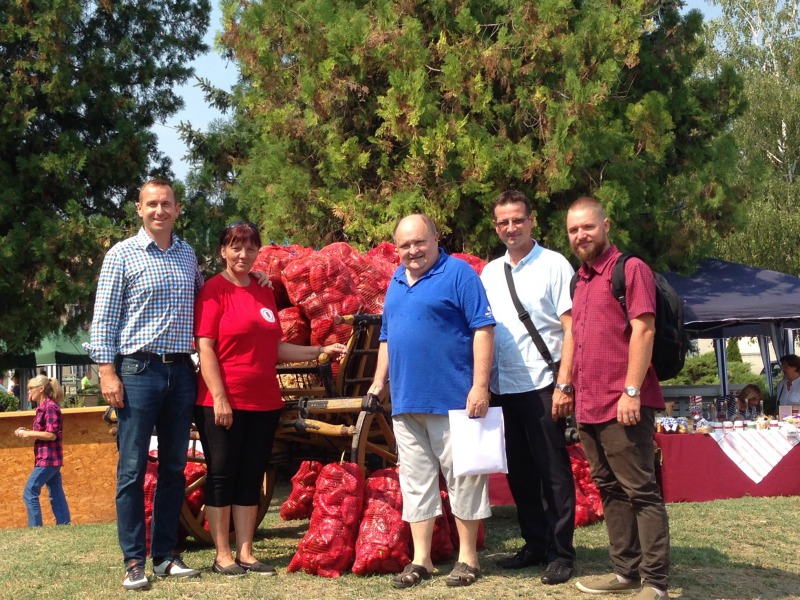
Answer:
[{"left": 625, "top": 386, "right": 639, "bottom": 396}]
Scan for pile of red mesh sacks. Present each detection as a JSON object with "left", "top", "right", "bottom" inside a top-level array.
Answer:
[
  {"left": 254, "top": 242, "right": 487, "bottom": 354},
  {"left": 568, "top": 444, "right": 604, "bottom": 527},
  {"left": 283, "top": 464, "right": 488, "bottom": 577},
  {"left": 288, "top": 462, "right": 366, "bottom": 577}
]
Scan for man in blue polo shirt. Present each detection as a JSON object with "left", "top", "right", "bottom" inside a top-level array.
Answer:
[{"left": 369, "top": 214, "right": 495, "bottom": 589}]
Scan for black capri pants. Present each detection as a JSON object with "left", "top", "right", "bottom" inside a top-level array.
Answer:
[{"left": 194, "top": 406, "right": 282, "bottom": 507}]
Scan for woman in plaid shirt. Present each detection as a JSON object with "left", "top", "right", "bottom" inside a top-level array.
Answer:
[{"left": 14, "top": 374, "right": 71, "bottom": 527}]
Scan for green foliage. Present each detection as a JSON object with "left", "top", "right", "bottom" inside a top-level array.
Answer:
[
  {"left": 726, "top": 337, "right": 743, "bottom": 362},
  {"left": 662, "top": 351, "right": 763, "bottom": 387},
  {"left": 204, "top": 0, "right": 743, "bottom": 264},
  {"left": 0, "top": 0, "right": 211, "bottom": 355},
  {"left": 0, "top": 389, "right": 19, "bottom": 412},
  {"left": 703, "top": 0, "right": 800, "bottom": 274}
]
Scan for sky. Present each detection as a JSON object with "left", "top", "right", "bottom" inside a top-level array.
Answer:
[{"left": 155, "top": 0, "right": 722, "bottom": 182}]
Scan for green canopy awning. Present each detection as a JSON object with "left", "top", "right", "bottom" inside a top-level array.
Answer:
[{"left": 0, "top": 331, "right": 93, "bottom": 369}]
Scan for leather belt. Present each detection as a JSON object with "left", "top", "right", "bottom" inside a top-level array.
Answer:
[{"left": 125, "top": 352, "right": 192, "bottom": 364}]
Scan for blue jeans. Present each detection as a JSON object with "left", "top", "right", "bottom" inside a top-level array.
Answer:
[
  {"left": 114, "top": 355, "right": 197, "bottom": 565},
  {"left": 23, "top": 466, "right": 71, "bottom": 527}
]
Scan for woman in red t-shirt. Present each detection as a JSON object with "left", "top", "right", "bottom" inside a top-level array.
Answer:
[{"left": 194, "top": 222, "right": 346, "bottom": 577}]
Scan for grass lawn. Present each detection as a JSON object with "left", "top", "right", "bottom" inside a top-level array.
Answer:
[{"left": 1, "top": 483, "right": 798, "bottom": 599}]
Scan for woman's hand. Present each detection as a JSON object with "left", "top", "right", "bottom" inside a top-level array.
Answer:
[
  {"left": 321, "top": 343, "right": 348, "bottom": 360},
  {"left": 213, "top": 397, "right": 234, "bottom": 429}
]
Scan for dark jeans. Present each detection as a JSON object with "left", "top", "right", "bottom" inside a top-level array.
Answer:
[
  {"left": 578, "top": 408, "right": 670, "bottom": 590},
  {"left": 114, "top": 355, "right": 197, "bottom": 565},
  {"left": 491, "top": 387, "right": 576, "bottom": 565},
  {"left": 194, "top": 406, "right": 281, "bottom": 506}
]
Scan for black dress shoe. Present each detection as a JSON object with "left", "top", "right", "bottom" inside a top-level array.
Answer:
[
  {"left": 496, "top": 549, "right": 548, "bottom": 569},
  {"left": 540, "top": 561, "right": 574, "bottom": 585}
]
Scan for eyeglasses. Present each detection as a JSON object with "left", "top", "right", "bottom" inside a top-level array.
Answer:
[{"left": 494, "top": 217, "right": 530, "bottom": 229}]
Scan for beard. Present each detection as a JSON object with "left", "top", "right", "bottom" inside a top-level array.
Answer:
[{"left": 572, "top": 240, "right": 605, "bottom": 263}]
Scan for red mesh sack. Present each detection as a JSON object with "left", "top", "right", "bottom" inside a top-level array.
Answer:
[
  {"left": 288, "top": 462, "right": 365, "bottom": 577},
  {"left": 352, "top": 467, "right": 411, "bottom": 575},
  {"left": 428, "top": 489, "right": 454, "bottom": 563},
  {"left": 319, "top": 242, "right": 390, "bottom": 314},
  {"left": 281, "top": 460, "right": 323, "bottom": 521},
  {"left": 366, "top": 242, "right": 399, "bottom": 267},
  {"left": 279, "top": 306, "right": 311, "bottom": 345},
  {"left": 281, "top": 252, "right": 364, "bottom": 320},
  {"left": 183, "top": 459, "right": 207, "bottom": 530},
  {"left": 253, "top": 244, "right": 297, "bottom": 310},
  {"left": 568, "top": 444, "right": 604, "bottom": 526},
  {"left": 442, "top": 484, "right": 486, "bottom": 552},
  {"left": 143, "top": 458, "right": 159, "bottom": 555},
  {"left": 451, "top": 252, "right": 487, "bottom": 276}
]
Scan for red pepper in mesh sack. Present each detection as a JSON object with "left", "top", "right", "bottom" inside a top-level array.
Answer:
[
  {"left": 568, "top": 443, "right": 605, "bottom": 525},
  {"left": 283, "top": 252, "right": 364, "bottom": 320},
  {"left": 279, "top": 306, "right": 311, "bottom": 346},
  {"left": 287, "top": 462, "right": 365, "bottom": 577},
  {"left": 281, "top": 460, "right": 323, "bottom": 521},
  {"left": 366, "top": 242, "right": 400, "bottom": 266},
  {"left": 253, "top": 244, "right": 298, "bottom": 309},
  {"left": 451, "top": 252, "right": 488, "bottom": 276},
  {"left": 352, "top": 467, "right": 411, "bottom": 575}
]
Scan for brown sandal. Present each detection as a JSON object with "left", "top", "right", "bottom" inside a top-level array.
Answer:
[
  {"left": 392, "top": 563, "right": 432, "bottom": 589},
  {"left": 446, "top": 561, "right": 480, "bottom": 587}
]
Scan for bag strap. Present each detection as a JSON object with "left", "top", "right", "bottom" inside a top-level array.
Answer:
[{"left": 504, "top": 262, "right": 559, "bottom": 379}]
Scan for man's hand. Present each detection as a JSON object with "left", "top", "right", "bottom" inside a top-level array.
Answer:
[
  {"left": 100, "top": 364, "right": 125, "bottom": 408},
  {"left": 552, "top": 389, "right": 574, "bottom": 420},
  {"left": 617, "top": 394, "right": 641, "bottom": 426},
  {"left": 466, "top": 385, "right": 490, "bottom": 418},
  {"left": 251, "top": 271, "right": 273, "bottom": 288}
]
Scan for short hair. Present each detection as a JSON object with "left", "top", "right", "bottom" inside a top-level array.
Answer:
[
  {"left": 138, "top": 178, "right": 174, "bottom": 203},
  {"left": 393, "top": 214, "right": 438, "bottom": 239},
  {"left": 493, "top": 190, "right": 532, "bottom": 216},
  {"left": 220, "top": 221, "right": 262, "bottom": 249},
  {"left": 780, "top": 354, "right": 800, "bottom": 371},
  {"left": 568, "top": 196, "right": 606, "bottom": 219},
  {"left": 28, "top": 375, "right": 65, "bottom": 404}
]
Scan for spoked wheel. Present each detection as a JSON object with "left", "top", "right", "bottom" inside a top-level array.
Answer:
[{"left": 178, "top": 465, "right": 277, "bottom": 544}]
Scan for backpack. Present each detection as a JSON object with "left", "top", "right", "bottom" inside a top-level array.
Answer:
[{"left": 570, "top": 253, "right": 688, "bottom": 381}]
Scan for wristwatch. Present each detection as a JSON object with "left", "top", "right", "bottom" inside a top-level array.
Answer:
[
  {"left": 624, "top": 385, "right": 640, "bottom": 397},
  {"left": 555, "top": 383, "right": 574, "bottom": 394}
]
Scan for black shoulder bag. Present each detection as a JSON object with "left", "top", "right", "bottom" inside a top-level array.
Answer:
[{"left": 503, "top": 263, "right": 559, "bottom": 380}]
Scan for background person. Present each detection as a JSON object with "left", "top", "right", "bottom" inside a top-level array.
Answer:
[
  {"left": 480, "top": 190, "right": 576, "bottom": 584},
  {"left": 566, "top": 197, "right": 670, "bottom": 600},
  {"left": 89, "top": 178, "right": 203, "bottom": 590},
  {"left": 776, "top": 354, "right": 800, "bottom": 406},
  {"left": 81, "top": 371, "right": 92, "bottom": 390},
  {"left": 194, "top": 221, "right": 346, "bottom": 576},
  {"left": 734, "top": 384, "right": 763, "bottom": 420},
  {"left": 369, "top": 214, "right": 495, "bottom": 589},
  {"left": 14, "top": 374, "right": 71, "bottom": 527}
]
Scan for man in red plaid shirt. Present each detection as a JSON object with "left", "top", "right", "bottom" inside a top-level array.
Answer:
[{"left": 565, "top": 197, "right": 670, "bottom": 600}]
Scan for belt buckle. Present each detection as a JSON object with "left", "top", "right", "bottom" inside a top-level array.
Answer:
[{"left": 160, "top": 353, "right": 173, "bottom": 364}]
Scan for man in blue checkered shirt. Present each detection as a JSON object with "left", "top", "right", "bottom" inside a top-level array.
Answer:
[{"left": 89, "top": 179, "right": 204, "bottom": 590}]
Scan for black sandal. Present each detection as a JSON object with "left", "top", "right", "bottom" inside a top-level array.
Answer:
[
  {"left": 392, "top": 563, "right": 432, "bottom": 589},
  {"left": 446, "top": 561, "right": 480, "bottom": 587}
]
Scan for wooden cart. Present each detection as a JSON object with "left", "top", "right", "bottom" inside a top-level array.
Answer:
[{"left": 177, "top": 314, "right": 396, "bottom": 543}]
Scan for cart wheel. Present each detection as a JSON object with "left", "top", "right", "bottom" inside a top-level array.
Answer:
[
  {"left": 351, "top": 409, "right": 397, "bottom": 472},
  {"left": 178, "top": 466, "right": 277, "bottom": 544}
]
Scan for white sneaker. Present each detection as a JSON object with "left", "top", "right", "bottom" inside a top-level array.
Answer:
[
  {"left": 123, "top": 562, "right": 150, "bottom": 590},
  {"left": 153, "top": 555, "right": 201, "bottom": 578}
]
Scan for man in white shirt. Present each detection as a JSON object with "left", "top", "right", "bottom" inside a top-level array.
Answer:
[{"left": 480, "top": 190, "right": 576, "bottom": 585}]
